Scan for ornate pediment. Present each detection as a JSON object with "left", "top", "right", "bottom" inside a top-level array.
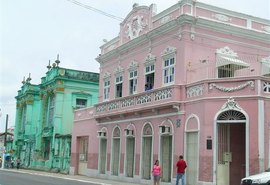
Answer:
[
  {"left": 128, "top": 60, "right": 139, "bottom": 71},
  {"left": 126, "top": 15, "right": 147, "bottom": 40},
  {"left": 103, "top": 72, "right": 111, "bottom": 79},
  {"left": 221, "top": 97, "right": 242, "bottom": 111},
  {"left": 114, "top": 65, "right": 124, "bottom": 75},
  {"left": 216, "top": 46, "right": 238, "bottom": 57},
  {"left": 161, "top": 46, "right": 177, "bottom": 58},
  {"left": 144, "top": 53, "right": 156, "bottom": 66}
]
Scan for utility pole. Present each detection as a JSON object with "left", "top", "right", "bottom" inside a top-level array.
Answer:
[{"left": 4, "top": 114, "right": 8, "bottom": 147}]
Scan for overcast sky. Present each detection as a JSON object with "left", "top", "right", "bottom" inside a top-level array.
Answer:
[{"left": 0, "top": 0, "right": 269, "bottom": 132}]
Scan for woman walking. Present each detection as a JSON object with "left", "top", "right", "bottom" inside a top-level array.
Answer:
[{"left": 152, "top": 160, "right": 161, "bottom": 185}]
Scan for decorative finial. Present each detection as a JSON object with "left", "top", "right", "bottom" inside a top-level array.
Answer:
[
  {"left": 22, "top": 76, "right": 26, "bottom": 84},
  {"left": 55, "top": 54, "right": 60, "bottom": 67},
  {"left": 26, "top": 73, "right": 32, "bottom": 83},
  {"left": 133, "top": 3, "right": 139, "bottom": 8},
  {"left": 47, "top": 60, "right": 51, "bottom": 70}
]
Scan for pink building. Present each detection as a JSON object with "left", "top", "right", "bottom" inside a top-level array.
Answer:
[{"left": 70, "top": 1, "right": 270, "bottom": 185}]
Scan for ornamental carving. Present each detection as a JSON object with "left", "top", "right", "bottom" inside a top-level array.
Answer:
[
  {"left": 209, "top": 81, "right": 254, "bottom": 92},
  {"left": 216, "top": 46, "right": 238, "bottom": 57},
  {"left": 143, "top": 124, "right": 153, "bottom": 135},
  {"left": 161, "top": 46, "right": 177, "bottom": 57},
  {"left": 114, "top": 65, "right": 124, "bottom": 75},
  {"left": 126, "top": 15, "right": 147, "bottom": 40},
  {"left": 221, "top": 97, "right": 242, "bottom": 111},
  {"left": 144, "top": 53, "right": 156, "bottom": 65},
  {"left": 103, "top": 72, "right": 111, "bottom": 79},
  {"left": 160, "top": 15, "right": 172, "bottom": 24},
  {"left": 128, "top": 60, "right": 139, "bottom": 71},
  {"left": 212, "top": 13, "right": 231, "bottom": 22},
  {"left": 187, "top": 85, "right": 204, "bottom": 98}
]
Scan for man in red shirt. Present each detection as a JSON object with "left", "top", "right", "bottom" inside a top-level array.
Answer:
[{"left": 176, "top": 155, "right": 187, "bottom": 185}]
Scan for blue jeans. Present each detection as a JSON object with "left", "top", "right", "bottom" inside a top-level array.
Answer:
[{"left": 176, "top": 173, "right": 185, "bottom": 185}]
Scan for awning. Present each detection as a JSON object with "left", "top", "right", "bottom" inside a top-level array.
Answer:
[{"left": 216, "top": 56, "right": 250, "bottom": 68}]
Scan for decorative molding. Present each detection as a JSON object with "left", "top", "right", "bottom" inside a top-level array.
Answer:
[
  {"left": 114, "top": 65, "right": 124, "bottom": 75},
  {"left": 103, "top": 72, "right": 111, "bottom": 79},
  {"left": 212, "top": 13, "right": 232, "bottom": 22},
  {"left": 186, "top": 85, "right": 204, "bottom": 98},
  {"left": 161, "top": 46, "right": 177, "bottom": 57},
  {"left": 221, "top": 97, "right": 242, "bottom": 111},
  {"left": 216, "top": 46, "right": 238, "bottom": 57},
  {"left": 144, "top": 53, "right": 156, "bottom": 66},
  {"left": 126, "top": 15, "right": 147, "bottom": 40},
  {"left": 128, "top": 60, "right": 139, "bottom": 71},
  {"left": 262, "top": 26, "right": 270, "bottom": 33},
  {"left": 209, "top": 81, "right": 254, "bottom": 92},
  {"left": 160, "top": 15, "right": 172, "bottom": 25}
]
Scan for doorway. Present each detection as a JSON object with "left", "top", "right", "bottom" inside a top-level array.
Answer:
[
  {"left": 186, "top": 132, "right": 199, "bottom": 185},
  {"left": 160, "top": 135, "right": 172, "bottom": 182},
  {"left": 217, "top": 110, "right": 246, "bottom": 185},
  {"left": 126, "top": 137, "right": 135, "bottom": 177}
]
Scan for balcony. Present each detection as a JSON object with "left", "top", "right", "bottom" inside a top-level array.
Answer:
[{"left": 94, "top": 85, "right": 181, "bottom": 119}]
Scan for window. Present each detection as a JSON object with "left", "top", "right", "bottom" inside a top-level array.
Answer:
[
  {"left": 103, "top": 79, "right": 110, "bottom": 101},
  {"left": 163, "top": 57, "right": 175, "bottom": 84},
  {"left": 264, "top": 82, "right": 270, "bottom": 93},
  {"left": 46, "top": 95, "right": 55, "bottom": 127},
  {"left": 115, "top": 75, "right": 123, "bottom": 98},
  {"left": 145, "top": 64, "right": 155, "bottom": 91},
  {"left": 21, "top": 106, "right": 27, "bottom": 131},
  {"left": 76, "top": 98, "right": 87, "bottom": 109},
  {"left": 218, "top": 64, "right": 234, "bottom": 78},
  {"left": 129, "top": 70, "right": 138, "bottom": 95}
]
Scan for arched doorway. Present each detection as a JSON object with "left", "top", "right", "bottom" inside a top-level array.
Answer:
[
  {"left": 125, "top": 124, "right": 135, "bottom": 177},
  {"left": 141, "top": 123, "right": 153, "bottom": 180},
  {"left": 216, "top": 110, "right": 246, "bottom": 185},
  {"left": 111, "top": 127, "right": 121, "bottom": 176},
  {"left": 185, "top": 114, "right": 200, "bottom": 185},
  {"left": 98, "top": 127, "right": 107, "bottom": 174},
  {"left": 159, "top": 119, "right": 173, "bottom": 182}
]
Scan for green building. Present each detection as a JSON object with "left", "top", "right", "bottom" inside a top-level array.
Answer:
[{"left": 13, "top": 59, "right": 99, "bottom": 173}]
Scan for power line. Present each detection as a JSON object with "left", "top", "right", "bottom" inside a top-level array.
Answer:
[{"left": 66, "top": 0, "right": 124, "bottom": 21}]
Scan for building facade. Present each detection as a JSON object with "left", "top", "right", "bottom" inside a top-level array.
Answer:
[
  {"left": 70, "top": 1, "right": 270, "bottom": 185},
  {"left": 13, "top": 60, "right": 99, "bottom": 173},
  {"left": 0, "top": 127, "right": 14, "bottom": 158}
]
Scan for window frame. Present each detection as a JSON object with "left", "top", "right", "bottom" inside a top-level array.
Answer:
[
  {"left": 163, "top": 56, "right": 175, "bottom": 85},
  {"left": 103, "top": 78, "right": 110, "bottom": 101},
  {"left": 115, "top": 74, "right": 123, "bottom": 98},
  {"left": 129, "top": 70, "right": 138, "bottom": 95}
]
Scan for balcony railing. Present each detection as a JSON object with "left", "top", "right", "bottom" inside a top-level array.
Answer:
[
  {"left": 186, "top": 58, "right": 269, "bottom": 84},
  {"left": 95, "top": 86, "right": 181, "bottom": 116}
]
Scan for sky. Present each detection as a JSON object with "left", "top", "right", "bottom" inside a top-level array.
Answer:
[{"left": 0, "top": 0, "right": 269, "bottom": 132}]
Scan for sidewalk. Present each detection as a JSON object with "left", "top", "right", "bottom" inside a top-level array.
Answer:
[{"left": 0, "top": 168, "right": 145, "bottom": 185}]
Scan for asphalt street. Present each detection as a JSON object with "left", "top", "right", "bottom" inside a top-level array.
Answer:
[{"left": 0, "top": 170, "right": 105, "bottom": 185}]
